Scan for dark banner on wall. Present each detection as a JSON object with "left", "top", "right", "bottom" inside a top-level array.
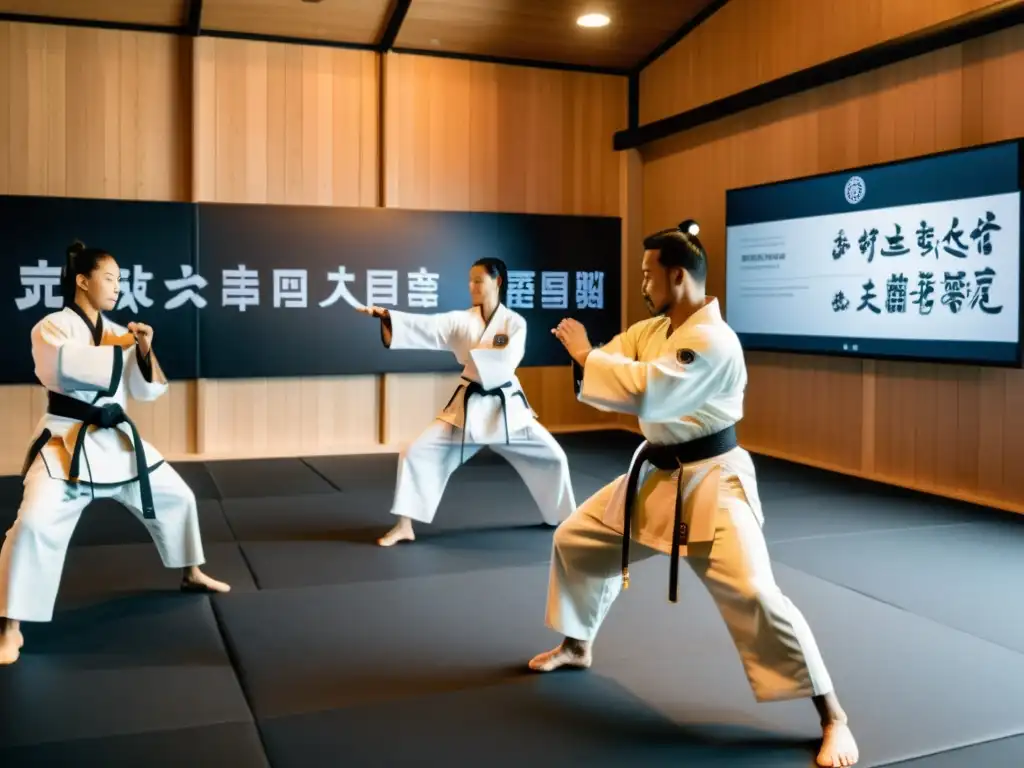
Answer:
[
  {"left": 1, "top": 195, "right": 621, "bottom": 384},
  {"left": 1, "top": 195, "right": 198, "bottom": 385},
  {"left": 196, "top": 204, "right": 621, "bottom": 378}
]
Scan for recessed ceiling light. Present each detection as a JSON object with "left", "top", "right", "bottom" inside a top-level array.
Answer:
[{"left": 577, "top": 13, "right": 610, "bottom": 28}]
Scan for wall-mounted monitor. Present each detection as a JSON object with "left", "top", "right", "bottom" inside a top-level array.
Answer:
[{"left": 724, "top": 139, "right": 1022, "bottom": 366}]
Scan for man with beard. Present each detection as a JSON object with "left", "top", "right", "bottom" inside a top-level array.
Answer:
[{"left": 527, "top": 222, "right": 859, "bottom": 768}]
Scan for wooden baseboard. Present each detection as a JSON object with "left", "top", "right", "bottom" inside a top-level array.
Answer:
[
  {"left": 739, "top": 441, "right": 1024, "bottom": 517},
  {"left": 160, "top": 422, "right": 635, "bottom": 463},
  {"left": 618, "top": 424, "right": 1020, "bottom": 515}
]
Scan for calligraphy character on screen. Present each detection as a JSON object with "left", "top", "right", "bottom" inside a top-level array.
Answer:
[
  {"left": 0, "top": 242, "right": 230, "bottom": 666},
  {"left": 358, "top": 258, "right": 576, "bottom": 546},
  {"left": 530, "top": 223, "right": 859, "bottom": 768}
]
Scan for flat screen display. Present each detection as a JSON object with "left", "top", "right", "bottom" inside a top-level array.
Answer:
[{"left": 724, "top": 140, "right": 1022, "bottom": 366}]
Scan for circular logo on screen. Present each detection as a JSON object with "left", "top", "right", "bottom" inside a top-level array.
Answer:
[{"left": 844, "top": 176, "right": 866, "bottom": 205}]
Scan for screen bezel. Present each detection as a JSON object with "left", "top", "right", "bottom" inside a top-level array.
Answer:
[{"left": 722, "top": 137, "right": 1024, "bottom": 368}]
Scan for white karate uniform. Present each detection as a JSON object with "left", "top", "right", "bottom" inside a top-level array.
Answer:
[
  {"left": 0, "top": 306, "right": 205, "bottom": 623},
  {"left": 544, "top": 297, "right": 834, "bottom": 703},
  {"left": 386, "top": 304, "right": 576, "bottom": 526}
]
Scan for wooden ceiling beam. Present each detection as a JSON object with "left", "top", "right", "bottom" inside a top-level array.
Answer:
[
  {"left": 377, "top": 0, "right": 411, "bottom": 51},
  {"left": 186, "top": 0, "right": 203, "bottom": 36},
  {"left": 615, "top": 0, "right": 1024, "bottom": 151}
]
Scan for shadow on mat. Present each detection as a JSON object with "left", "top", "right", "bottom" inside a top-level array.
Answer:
[
  {"left": 14, "top": 593, "right": 227, "bottom": 668},
  {"left": 526, "top": 673, "right": 817, "bottom": 750},
  {"left": 260, "top": 670, "right": 819, "bottom": 766}
]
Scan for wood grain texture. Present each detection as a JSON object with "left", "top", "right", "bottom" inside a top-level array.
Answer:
[
  {"left": 0, "top": 22, "right": 192, "bottom": 475},
  {"left": 200, "top": 0, "right": 390, "bottom": 45},
  {"left": 0, "top": 0, "right": 187, "bottom": 27},
  {"left": 640, "top": 0, "right": 1004, "bottom": 125},
  {"left": 381, "top": 52, "right": 629, "bottom": 442},
  {"left": 0, "top": 23, "right": 634, "bottom": 472},
  {"left": 641, "top": 24, "right": 1024, "bottom": 512},
  {"left": 193, "top": 36, "right": 381, "bottom": 457},
  {"left": 394, "top": 0, "right": 717, "bottom": 70}
]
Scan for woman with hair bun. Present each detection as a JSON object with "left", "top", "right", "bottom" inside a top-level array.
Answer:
[
  {"left": 357, "top": 257, "right": 576, "bottom": 546},
  {"left": 0, "top": 241, "right": 230, "bottom": 666}
]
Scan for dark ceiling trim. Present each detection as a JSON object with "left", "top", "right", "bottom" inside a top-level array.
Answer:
[
  {"left": 186, "top": 0, "right": 203, "bottom": 37},
  {"left": 633, "top": 0, "right": 733, "bottom": 73},
  {"left": 377, "top": 0, "right": 412, "bottom": 51},
  {"left": 391, "top": 47, "right": 629, "bottom": 76},
  {"left": 0, "top": 12, "right": 178, "bottom": 36},
  {"left": 614, "top": 0, "right": 1024, "bottom": 152},
  {"left": 199, "top": 28, "right": 378, "bottom": 52},
  {"left": 627, "top": 72, "right": 640, "bottom": 130}
]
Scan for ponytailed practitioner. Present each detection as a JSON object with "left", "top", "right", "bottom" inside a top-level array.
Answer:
[
  {"left": 530, "top": 222, "right": 859, "bottom": 768},
  {"left": 358, "top": 258, "right": 576, "bottom": 546},
  {"left": 0, "top": 241, "right": 230, "bottom": 666}
]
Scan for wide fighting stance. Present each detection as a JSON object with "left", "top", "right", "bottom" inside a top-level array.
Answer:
[
  {"left": 529, "top": 223, "right": 858, "bottom": 767},
  {"left": 358, "top": 257, "right": 576, "bottom": 547},
  {"left": 0, "top": 241, "right": 230, "bottom": 666}
]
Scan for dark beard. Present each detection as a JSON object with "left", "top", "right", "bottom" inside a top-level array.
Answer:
[{"left": 643, "top": 295, "right": 668, "bottom": 316}]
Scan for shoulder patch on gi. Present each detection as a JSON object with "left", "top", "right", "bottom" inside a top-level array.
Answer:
[
  {"left": 494, "top": 334, "right": 509, "bottom": 348},
  {"left": 676, "top": 348, "right": 696, "bottom": 364}
]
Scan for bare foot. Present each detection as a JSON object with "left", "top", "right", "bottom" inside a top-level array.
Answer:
[
  {"left": 378, "top": 517, "right": 415, "bottom": 547},
  {"left": 181, "top": 567, "right": 231, "bottom": 594},
  {"left": 817, "top": 721, "right": 858, "bottom": 767},
  {"left": 0, "top": 622, "right": 21, "bottom": 666},
  {"left": 528, "top": 638, "right": 592, "bottom": 672}
]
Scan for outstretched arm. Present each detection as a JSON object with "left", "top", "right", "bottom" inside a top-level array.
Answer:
[
  {"left": 469, "top": 319, "right": 526, "bottom": 390},
  {"left": 358, "top": 306, "right": 461, "bottom": 352},
  {"left": 32, "top": 316, "right": 125, "bottom": 395}
]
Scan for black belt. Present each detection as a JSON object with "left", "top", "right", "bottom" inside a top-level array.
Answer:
[
  {"left": 39, "top": 391, "right": 157, "bottom": 518},
  {"left": 445, "top": 377, "right": 529, "bottom": 463},
  {"left": 621, "top": 425, "right": 738, "bottom": 602}
]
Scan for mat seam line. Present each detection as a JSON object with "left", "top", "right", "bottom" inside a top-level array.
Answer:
[
  {"left": 299, "top": 457, "right": 345, "bottom": 492},
  {"left": 210, "top": 598, "right": 276, "bottom": 768},
  {"left": 872, "top": 729, "right": 1024, "bottom": 766},
  {"left": 768, "top": 520, "right": 980, "bottom": 545},
  {"left": 205, "top": 467, "right": 263, "bottom": 591}
]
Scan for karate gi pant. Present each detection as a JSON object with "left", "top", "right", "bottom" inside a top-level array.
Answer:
[
  {"left": 391, "top": 420, "right": 576, "bottom": 526},
  {"left": 0, "top": 457, "right": 206, "bottom": 623},
  {"left": 544, "top": 476, "right": 834, "bottom": 703}
]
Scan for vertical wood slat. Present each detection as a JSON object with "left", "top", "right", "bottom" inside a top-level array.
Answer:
[
  {"left": 642, "top": 24, "right": 1024, "bottom": 513},
  {"left": 0, "top": 23, "right": 632, "bottom": 472},
  {"left": 381, "top": 52, "right": 628, "bottom": 444},
  {"left": 640, "top": 0, "right": 1003, "bottom": 125},
  {"left": 0, "top": 22, "right": 193, "bottom": 475},
  {"left": 192, "top": 37, "right": 381, "bottom": 459}
]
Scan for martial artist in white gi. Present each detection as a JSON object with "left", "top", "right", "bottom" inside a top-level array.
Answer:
[
  {"left": 357, "top": 257, "right": 576, "bottom": 547},
  {"left": 528, "top": 223, "right": 859, "bottom": 767},
  {"left": 0, "top": 241, "right": 230, "bottom": 666}
]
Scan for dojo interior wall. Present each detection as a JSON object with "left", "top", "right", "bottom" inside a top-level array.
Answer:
[
  {"left": 0, "top": 21, "right": 636, "bottom": 474},
  {"left": 639, "top": 0, "right": 1024, "bottom": 513}
]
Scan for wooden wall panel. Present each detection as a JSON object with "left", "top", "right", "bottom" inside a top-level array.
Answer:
[
  {"left": 382, "top": 52, "right": 629, "bottom": 442},
  {"left": 0, "top": 22, "right": 192, "bottom": 475},
  {"left": 0, "top": 23, "right": 634, "bottom": 473},
  {"left": 640, "top": 0, "right": 1002, "bottom": 125},
  {"left": 641, "top": 25, "right": 1024, "bottom": 512},
  {"left": 192, "top": 36, "right": 381, "bottom": 457}
]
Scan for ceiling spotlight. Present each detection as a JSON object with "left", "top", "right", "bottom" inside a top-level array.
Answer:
[
  {"left": 680, "top": 219, "right": 700, "bottom": 236},
  {"left": 577, "top": 13, "right": 610, "bottom": 28}
]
